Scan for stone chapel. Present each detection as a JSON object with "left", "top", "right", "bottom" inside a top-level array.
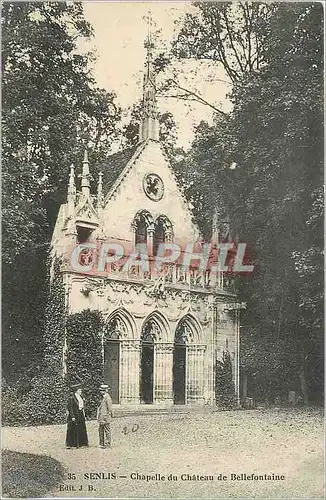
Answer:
[{"left": 51, "top": 28, "right": 242, "bottom": 408}]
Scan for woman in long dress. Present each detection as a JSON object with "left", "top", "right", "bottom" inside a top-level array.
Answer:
[{"left": 66, "top": 384, "right": 89, "bottom": 448}]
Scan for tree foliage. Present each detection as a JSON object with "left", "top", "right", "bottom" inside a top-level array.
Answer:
[
  {"left": 2, "top": 248, "right": 48, "bottom": 381},
  {"left": 153, "top": 2, "right": 275, "bottom": 114},
  {"left": 2, "top": 258, "right": 68, "bottom": 425},
  {"left": 174, "top": 2, "right": 324, "bottom": 402},
  {"left": 2, "top": 2, "right": 121, "bottom": 383},
  {"left": 2, "top": 2, "right": 121, "bottom": 261},
  {"left": 173, "top": 2, "right": 274, "bottom": 82}
]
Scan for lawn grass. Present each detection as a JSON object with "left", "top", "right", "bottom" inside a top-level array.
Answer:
[{"left": 2, "top": 449, "right": 65, "bottom": 498}]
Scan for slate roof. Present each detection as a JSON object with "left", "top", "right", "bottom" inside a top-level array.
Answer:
[{"left": 99, "top": 145, "right": 139, "bottom": 196}]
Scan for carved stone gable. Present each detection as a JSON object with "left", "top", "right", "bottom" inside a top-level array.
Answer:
[{"left": 75, "top": 198, "right": 99, "bottom": 225}]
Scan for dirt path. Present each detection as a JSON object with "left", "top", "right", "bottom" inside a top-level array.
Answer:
[{"left": 2, "top": 409, "right": 324, "bottom": 498}]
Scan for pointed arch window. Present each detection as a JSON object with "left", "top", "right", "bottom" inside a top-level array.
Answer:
[
  {"left": 135, "top": 214, "right": 147, "bottom": 245},
  {"left": 133, "top": 210, "right": 153, "bottom": 247},
  {"left": 153, "top": 215, "right": 173, "bottom": 256},
  {"left": 132, "top": 212, "right": 173, "bottom": 258}
]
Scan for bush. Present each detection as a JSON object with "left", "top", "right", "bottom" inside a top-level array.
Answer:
[
  {"left": 66, "top": 309, "right": 104, "bottom": 418},
  {"left": 2, "top": 387, "right": 29, "bottom": 426},
  {"left": 215, "top": 350, "right": 236, "bottom": 409},
  {"left": 2, "top": 375, "right": 68, "bottom": 426},
  {"left": 22, "top": 373, "right": 68, "bottom": 425}
]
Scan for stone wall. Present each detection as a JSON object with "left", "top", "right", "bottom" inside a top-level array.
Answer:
[{"left": 62, "top": 273, "right": 238, "bottom": 406}]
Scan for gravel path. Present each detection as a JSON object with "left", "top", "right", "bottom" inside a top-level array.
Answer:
[{"left": 2, "top": 408, "right": 324, "bottom": 499}]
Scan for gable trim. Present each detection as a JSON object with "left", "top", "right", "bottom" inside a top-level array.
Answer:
[
  {"left": 104, "top": 141, "right": 148, "bottom": 204},
  {"left": 103, "top": 139, "right": 202, "bottom": 239}
]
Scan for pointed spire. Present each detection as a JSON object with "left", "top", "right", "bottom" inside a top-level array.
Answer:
[
  {"left": 97, "top": 171, "right": 104, "bottom": 210},
  {"left": 66, "top": 165, "right": 77, "bottom": 233},
  {"left": 139, "top": 10, "right": 159, "bottom": 143},
  {"left": 81, "top": 149, "right": 90, "bottom": 198}
]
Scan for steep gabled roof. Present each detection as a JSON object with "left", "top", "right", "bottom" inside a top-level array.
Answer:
[{"left": 99, "top": 146, "right": 139, "bottom": 196}]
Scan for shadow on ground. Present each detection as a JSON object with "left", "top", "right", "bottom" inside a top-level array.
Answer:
[{"left": 2, "top": 449, "right": 65, "bottom": 498}]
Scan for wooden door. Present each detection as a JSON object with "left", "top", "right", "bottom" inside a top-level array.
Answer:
[
  {"left": 104, "top": 340, "right": 120, "bottom": 403},
  {"left": 173, "top": 345, "right": 186, "bottom": 404}
]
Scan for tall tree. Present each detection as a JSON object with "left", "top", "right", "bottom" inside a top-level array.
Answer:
[
  {"left": 173, "top": 2, "right": 324, "bottom": 402},
  {"left": 173, "top": 1, "right": 273, "bottom": 81},
  {"left": 2, "top": 2, "right": 121, "bottom": 381},
  {"left": 153, "top": 1, "right": 275, "bottom": 113},
  {"left": 2, "top": 2, "right": 121, "bottom": 254}
]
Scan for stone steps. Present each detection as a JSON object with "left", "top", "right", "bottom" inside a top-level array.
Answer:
[{"left": 112, "top": 404, "right": 215, "bottom": 418}]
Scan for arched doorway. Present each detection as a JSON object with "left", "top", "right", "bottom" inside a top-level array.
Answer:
[
  {"left": 140, "top": 321, "right": 156, "bottom": 403},
  {"left": 104, "top": 310, "right": 136, "bottom": 404},
  {"left": 173, "top": 315, "right": 204, "bottom": 405}
]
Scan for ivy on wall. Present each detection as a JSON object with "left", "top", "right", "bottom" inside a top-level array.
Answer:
[
  {"left": 44, "top": 259, "right": 67, "bottom": 369},
  {"left": 24, "top": 257, "right": 68, "bottom": 424},
  {"left": 3, "top": 257, "right": 68, "bottom": 425},
  {"left": 3, "top": 260, "right": 105, "bottom": 425},
  {"left": 65, "top": 309, "right": 104, "bottom": 418}
]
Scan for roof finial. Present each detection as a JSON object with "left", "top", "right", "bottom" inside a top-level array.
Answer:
[
  {"left": 68, "top": 164, "right": 76, "bottom": 195},
  {"left": 211, "top": 207, "right": 219, "bottom": 245},
  {"left": 97, "top": 171, "right": 104, "bottom": 210},
  {"left": 146, "top": 11, "right": 154, "bottom": 55},
  {"left": 139, "top": 10, "right": 159, "bottom": 143},
  {"left": 81, "top": 149, "right": 90, "bottom": 198}
]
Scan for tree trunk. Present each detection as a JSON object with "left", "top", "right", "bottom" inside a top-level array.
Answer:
[
  {"left": 242, "top": 371, "right": 248, "bottom": 399},
  {"left": 298, "top": 365, "right": 309, "bottom": 405}
]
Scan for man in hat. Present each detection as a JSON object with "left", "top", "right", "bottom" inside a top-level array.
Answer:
[{"left": 97, "top": 384, "right": 113, "bottom": 448}]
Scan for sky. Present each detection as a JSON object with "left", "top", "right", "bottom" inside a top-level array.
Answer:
[{"left": 81, "top": 1, "right": 232, "bottom": 148}]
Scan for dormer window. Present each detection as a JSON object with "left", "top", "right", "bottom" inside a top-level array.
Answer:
[{"left": 77, "top": 225, "right": 93, "bottom": 244}]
